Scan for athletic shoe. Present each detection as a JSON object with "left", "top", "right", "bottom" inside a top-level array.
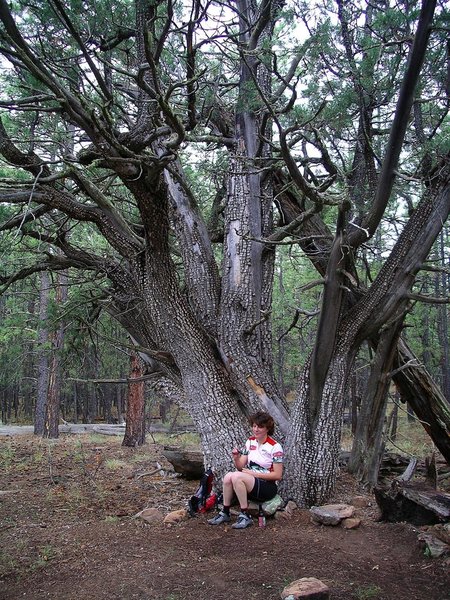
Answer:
[
  {"left": 231, "top": 512, "right": 253, "bottom": 529},
  {"left": 207, "top": 511, "right": 231, "bottom": 525}
]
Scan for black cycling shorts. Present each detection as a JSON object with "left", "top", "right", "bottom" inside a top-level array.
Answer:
[{"left": 248, "top": 477, "right": 277, "bottom": 502}]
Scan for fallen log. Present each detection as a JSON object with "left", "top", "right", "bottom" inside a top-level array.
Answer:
[
  {"left": 374, "top": 481, "right": 450, "bottom": 525},
  {"left": 92, "top": 425, "right": 125, "bottom": 436},
  {"left": 162, "top": 446, "right": 204, "bottom": 479},
  {"left": 375, "top": 455, "right": 450, "bottom": 525}
]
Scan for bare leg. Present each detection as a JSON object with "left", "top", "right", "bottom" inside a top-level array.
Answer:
[
  {"left": 225, "top": 472, "right": 255, "bottom": 510},
  {"left": 222, "top": 472, "right": 235, "bottom": 506}
]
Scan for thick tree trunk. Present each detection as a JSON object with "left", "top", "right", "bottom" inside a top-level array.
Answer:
[
  {"left": 35, "top": 271, "right": 49, "bottom": 436},
  {"left": 164, "top": 161, "right": 221, "bottom": 338},
  {"left": 122, "top": 353, "right": 146, "bottom": 447},
  {"left": 281, "top": 352, "right": 353, "bottom": 506},
  {"left": 216, "top": 0, "right": 289, "bottom": 432},
  {"left": 275, "top": 172, "right": 450, "bottom": 466},
  {"left": 219, "top": 149, "right": 289, "bottom": 429},
  {"left": 107, "top": 176, "right": 251, "bottom": 476},
  {"left": 285, "top": 165, "right": 449, "bottom": 504}
]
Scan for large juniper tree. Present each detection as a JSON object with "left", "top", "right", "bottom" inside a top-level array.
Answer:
[{"left": 0, "top": 0, "right": 448, "bottom": 505}]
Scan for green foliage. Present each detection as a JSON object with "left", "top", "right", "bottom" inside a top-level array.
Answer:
[
  {"left": 0, "top": 0, "right": 448, "bottom": 437},
  {"left": 354, "top": 585, "right": 383, "bottom": 600},
  {"left": 271, "top": 245, "right": 322, "bottom": 393},
  {"left": 0, "top": 259, "right": 130, "bottom": 422}
]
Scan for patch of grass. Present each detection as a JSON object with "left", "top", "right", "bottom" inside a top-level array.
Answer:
[
  {"left": 69, "top": 440, "right": 106, "bottom": 482},
  {"left": 386, "top": 425, "right": 434, "bottom": 457},
  {"left": 29, "top": 545, "right": 59, "bottom": 572},
  {"left": 0, "top": 441, "right": 32, "bottom": 472},
  {"left": 341, "top": 408, "right": 437, "bottom": 459},
  {"left": 354, "top": 584, "right": 383, "bottom": 599},
  {"left": 0, "top": 549, "right": 19, "bottom": 577},
  {"left": 72, "top": 439, "right": 87, "bottom": 459},
  {"left": 103, "top": 515, "right": 120, "bottom": 523},
  {"left": 0, "top": 537, "right": 28, "bottom": 578},
  {"left": 104, "top": 458, "right": 128, "bottom": 470},
  {"left": 384, "top": 409, "right": 435, "bottom": 459},
  {"left": 31, "top": 447, "right": 46, "bottom": 464},
  {"left": 0, "top": 441, "right": 15, "bottom": 471},
  {"left": 128, "top": 446, "right": 158, "bottom": 463}
]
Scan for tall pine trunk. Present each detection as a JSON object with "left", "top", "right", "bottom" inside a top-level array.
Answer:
[
  {"left": 122, "top": 353, "right": 146, "bottom": 447},
  {"left": 43, "top": 270, "right": 67, "bottom": 439},
  {"left": 35, "top": 271, "right": 49, "bottom": 436}
]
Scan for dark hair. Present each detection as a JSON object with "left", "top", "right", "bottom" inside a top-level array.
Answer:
[{"left": 249, "top": 411, "right": 275, "bottom": 435}]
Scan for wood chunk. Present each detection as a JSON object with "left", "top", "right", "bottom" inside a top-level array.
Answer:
[{"left": 374, "top": 483, "right": 450, "bottom": 525}]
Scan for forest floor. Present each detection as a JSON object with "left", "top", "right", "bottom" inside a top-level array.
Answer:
[{"left": 0, "top": 432, "right": 449, "bottom": 600}]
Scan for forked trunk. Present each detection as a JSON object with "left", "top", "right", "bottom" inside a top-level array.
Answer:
[{"left": 281, "top": 351, "right": 353, "bottom": 506}]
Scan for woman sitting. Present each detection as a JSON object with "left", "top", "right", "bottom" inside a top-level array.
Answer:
[{"left": 208, "top": 411, "right": 284, "bottom": 529}]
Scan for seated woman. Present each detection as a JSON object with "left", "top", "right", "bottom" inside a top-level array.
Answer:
[{"left": 208, "top": 411, "right": 284, "bottom": 529}]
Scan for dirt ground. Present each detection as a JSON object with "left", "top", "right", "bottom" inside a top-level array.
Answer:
[{"left": 0, "top": 433, "right": 449, "bottom": 600}]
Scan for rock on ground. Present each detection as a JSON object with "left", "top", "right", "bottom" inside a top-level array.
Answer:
[
  {"left": 281, "top": 577, "right": 330, "bottom": 599},
  {"left": 310, "top": 503, "right": 355, "bottom": 526}
]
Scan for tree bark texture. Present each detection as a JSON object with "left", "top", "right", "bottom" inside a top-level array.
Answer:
[
  {"left": 281, "top": 351, "right": 354, "bottom": 506},
  {"left": 123, "top": 353, "right": 146, "bottom": 447},
  {"left": 43, "top": 269, "right": 67, "bottom": 439},
  {"left": 35, "top": 271, "right": 49, "bottom": 436}
]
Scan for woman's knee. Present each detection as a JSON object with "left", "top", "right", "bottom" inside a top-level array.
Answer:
[
  {"left": 223, "top": 471, "right": 234, "bottom": 485},
  {"left": 224, "top": 471, "right": 243, "bottom": 486},
  {"left": 231, "top": 472, "right": 253, "bottom": 489}
]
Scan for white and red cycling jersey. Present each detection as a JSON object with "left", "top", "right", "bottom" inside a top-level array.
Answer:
[{"left": 240, "top": 436, "right": 284, "bottom": 474}]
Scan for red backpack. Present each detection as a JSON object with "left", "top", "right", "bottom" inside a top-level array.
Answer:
[{"left": 188, "top": 468, "right": 217, "bottom": 516}]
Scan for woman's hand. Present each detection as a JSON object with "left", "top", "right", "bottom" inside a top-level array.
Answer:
[
  {"left": 241, "top": 463, "right": 283, "bottom": 481},
  {"left": 232, "top": 450, "right": 248, "bottom": 470},
  {"left": 241, "top": 468, "right": 254, "bottom": 475}
]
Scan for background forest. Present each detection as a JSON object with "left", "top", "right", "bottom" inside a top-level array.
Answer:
[
  {"left": 0, "top": 0, "right": 449, "bottom": 507},
  {"left": 1, "top": 233, "right": 449, "bottom": 428}
]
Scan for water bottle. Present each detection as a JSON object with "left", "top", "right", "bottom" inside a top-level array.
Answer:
[{"left": 258, "top": 504, "right": 266, "bottom": 528}]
